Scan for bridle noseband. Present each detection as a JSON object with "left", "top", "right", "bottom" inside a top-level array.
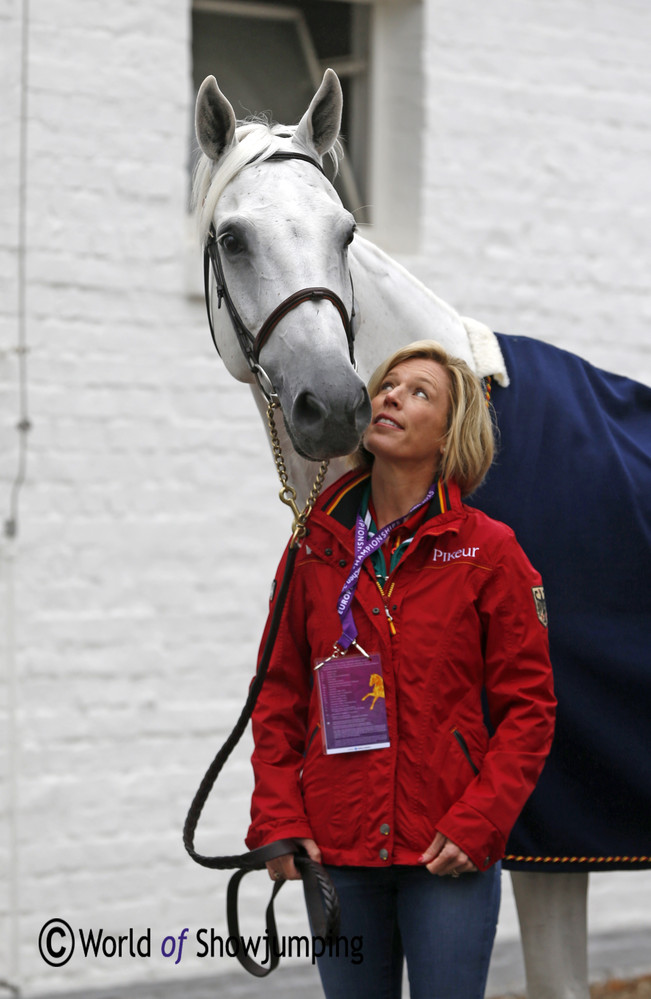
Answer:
[{"left": 203, "top": 151, "right": 357, "bottom": 402}]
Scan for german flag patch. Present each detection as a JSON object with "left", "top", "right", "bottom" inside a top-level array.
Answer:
[{"left": 532, "top": 586, "right": 548, "bottom": 628}]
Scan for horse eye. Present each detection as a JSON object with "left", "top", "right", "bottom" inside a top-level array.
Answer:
[
  {"left": 344, "top": 224, "right": 357, "bottom": 248},
  {"left": 220, "top": 232, "right": 245, "bottom": 255}
]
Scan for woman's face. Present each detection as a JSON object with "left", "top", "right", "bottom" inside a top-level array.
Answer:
[{"left": 363, "top": 357, "right": 451, "bottom": 471}]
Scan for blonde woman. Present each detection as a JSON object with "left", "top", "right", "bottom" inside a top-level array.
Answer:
[{"left": 247, "top": 341, "right": 556, "bottom": 999}]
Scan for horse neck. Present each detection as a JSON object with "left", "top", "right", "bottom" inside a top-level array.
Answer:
[
  {"left": 348, "top": 235, "right": 475, "bottom": 377},
  {"left": 349, "top": 236, "right": 509, "bottom": 386}
]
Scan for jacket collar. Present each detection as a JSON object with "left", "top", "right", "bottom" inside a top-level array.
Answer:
[{"left": 316, "top": 468, "right": 464, "bottom": 533}]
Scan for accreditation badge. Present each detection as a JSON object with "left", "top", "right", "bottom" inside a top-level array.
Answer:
[{"left": 314, "top": 651, "right": 390, "bottom": 755}]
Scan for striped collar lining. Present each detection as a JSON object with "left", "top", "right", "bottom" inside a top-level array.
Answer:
[{"left": 323, "top": 471, "right": 452, "bottom": 529}]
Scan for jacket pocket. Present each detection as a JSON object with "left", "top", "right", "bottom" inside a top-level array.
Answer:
[
  {"left": 452, "top": 728, "right": 480, "bottom": 776},
  {"left": 305, "top": 724, "right": 321, "bottom": 756}
]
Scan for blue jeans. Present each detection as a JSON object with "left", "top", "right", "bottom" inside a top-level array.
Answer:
[{"left": 315, "top": 864, "right": 501, "bottom": 999}]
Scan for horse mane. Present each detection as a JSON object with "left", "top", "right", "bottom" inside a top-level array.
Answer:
[{"left": 192, "top": 117, "right": 343, "bottom": 246}]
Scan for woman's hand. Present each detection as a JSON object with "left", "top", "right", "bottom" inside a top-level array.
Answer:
[
  {"left": 419, "top": 831, "right": 477, "bottom": 876},
  {"left": 265, "top": 838, "right": 322, "bottom": 881}
]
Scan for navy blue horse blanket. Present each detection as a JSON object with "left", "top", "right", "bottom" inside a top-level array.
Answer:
[{"left": 466, "top": 333, "right": 651, "bottom": 871}]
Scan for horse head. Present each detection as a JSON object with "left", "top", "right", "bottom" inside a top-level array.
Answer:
[{"left": 193, "top": 69, "right": 371, "bottom": 460}]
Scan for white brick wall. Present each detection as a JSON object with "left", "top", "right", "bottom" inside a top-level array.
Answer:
[
  {"left": 417, "top": 0, "right": 651, "bottom": 384},
  {"left": 1, "top": 0, "right": 650, "bottom": 995},
  {"left": 1, "top": 1, "right": 291, "bottom": 993}
]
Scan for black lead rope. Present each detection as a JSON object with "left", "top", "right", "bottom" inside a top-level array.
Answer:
[{"left": 183, "top": 540, "right": 341, "bottom": 977}]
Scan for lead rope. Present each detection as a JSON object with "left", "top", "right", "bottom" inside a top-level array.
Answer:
[{"left": 183, "top": 400, "right": 338, "bottom": 977}]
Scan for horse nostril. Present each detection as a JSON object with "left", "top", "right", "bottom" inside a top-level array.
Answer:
[{"left": 293, "top": 391, "right": 327, "bottom": 431}]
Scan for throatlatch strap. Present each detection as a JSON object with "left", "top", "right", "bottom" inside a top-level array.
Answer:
[{"left": 201, "top": 150, "right": 357, "bottom": 377}]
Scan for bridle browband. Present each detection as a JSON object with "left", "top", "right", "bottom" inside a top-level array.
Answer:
[{"left": 203, "top": 150, "right": 357, "bottom": 402}]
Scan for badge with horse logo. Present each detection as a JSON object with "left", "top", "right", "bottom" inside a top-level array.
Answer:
[
  {"left": 532, "top": 586, "right": 548, "bottom": 628},
  {"left": 315, "top": 652, "right": 390, "bottom": 754},
  {"left": 361, "top": 673, "right": 385, "bottom": 710}
]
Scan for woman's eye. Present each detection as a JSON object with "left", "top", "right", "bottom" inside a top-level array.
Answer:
[{"left": 415, "top": 388, "right": 428, "bottom": 399}]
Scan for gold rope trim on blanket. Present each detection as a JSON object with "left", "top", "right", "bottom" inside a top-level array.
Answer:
[{"left": 505, "top": 854, "right": 650, "bottom": 864}]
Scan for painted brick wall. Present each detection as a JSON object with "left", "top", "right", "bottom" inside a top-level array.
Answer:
[
  {"left": 0, "top": 1, "right": 294, "bottom": 994},
  {"left": 1, "top": 0, "right": 649, "bottom": 995},
  {"left": 418, "top": 0, "right": 651, "bottom": 384}
]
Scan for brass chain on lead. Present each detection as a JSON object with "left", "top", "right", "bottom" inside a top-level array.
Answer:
[{"left": 266, "top": 398, "right": 329, "bottom": 546}]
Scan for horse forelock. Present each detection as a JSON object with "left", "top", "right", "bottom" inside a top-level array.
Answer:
[{"left": 192, "top": 118, "right": 342, "bottom": 246}]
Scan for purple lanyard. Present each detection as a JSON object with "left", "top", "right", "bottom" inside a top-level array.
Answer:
[{"left": 335, "top": 483, "right": 437, "bottom": 650}]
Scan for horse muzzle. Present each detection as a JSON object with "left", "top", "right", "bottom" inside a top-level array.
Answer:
[{"left": 288, "top": 380, "right": 371, "bottom": 460}]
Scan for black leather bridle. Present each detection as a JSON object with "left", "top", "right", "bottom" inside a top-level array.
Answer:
[{"left": 203, "top": 151, "right": 357, "bottom": 401}]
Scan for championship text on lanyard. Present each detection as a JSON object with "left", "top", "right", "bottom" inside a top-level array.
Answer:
[{"left": 335, "top": 482, "right": 437, "bottom": 651}]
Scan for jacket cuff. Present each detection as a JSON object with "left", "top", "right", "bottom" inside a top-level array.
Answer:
[
  {"left": 436, "top": 803, "right": 506, "bottom": 872},
  {"left": 245, "top": 820, "right": 315, "bottom": 852}
]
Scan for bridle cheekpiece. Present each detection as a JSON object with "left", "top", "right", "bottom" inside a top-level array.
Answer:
[{"left": 202, "top": 151, "right": 357, "bottom": 403}]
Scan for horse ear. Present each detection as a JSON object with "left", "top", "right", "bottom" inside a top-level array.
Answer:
[
  {"left": 294, "top": 68, "right": 342, "bottom": 158},
  {"left": 195, "top": 75, "right": 237, "bottom": 162}
]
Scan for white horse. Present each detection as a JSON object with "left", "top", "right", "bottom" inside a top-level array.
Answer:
[{"left": 192, "top": 68, "right": 639, "bottom": 999}]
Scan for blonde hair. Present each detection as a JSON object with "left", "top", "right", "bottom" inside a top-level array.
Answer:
[{"left": 356, "top": 340, "right": 495, "bottom": 496}]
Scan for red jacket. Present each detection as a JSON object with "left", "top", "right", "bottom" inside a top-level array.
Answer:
[{"left": 246, "top": 470, "right": 556, "bottom": 872}]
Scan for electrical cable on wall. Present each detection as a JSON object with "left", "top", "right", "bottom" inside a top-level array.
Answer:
[
  {"left": 4, "top": 0, "right": 32, "bottom": 540},
  {"left": 2, "top": 4, "right": 31, "bottom": 989}
]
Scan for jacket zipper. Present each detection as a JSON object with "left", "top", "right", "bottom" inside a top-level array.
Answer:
[
  {"left": 374, "top": 579, "right": 397, "bottom": 635},
  {"left": 372, "top": 524, "right": 458, "bottom": 637},
  {"left": 452, "top": 728, "right": 480, "bottom": 776}
]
